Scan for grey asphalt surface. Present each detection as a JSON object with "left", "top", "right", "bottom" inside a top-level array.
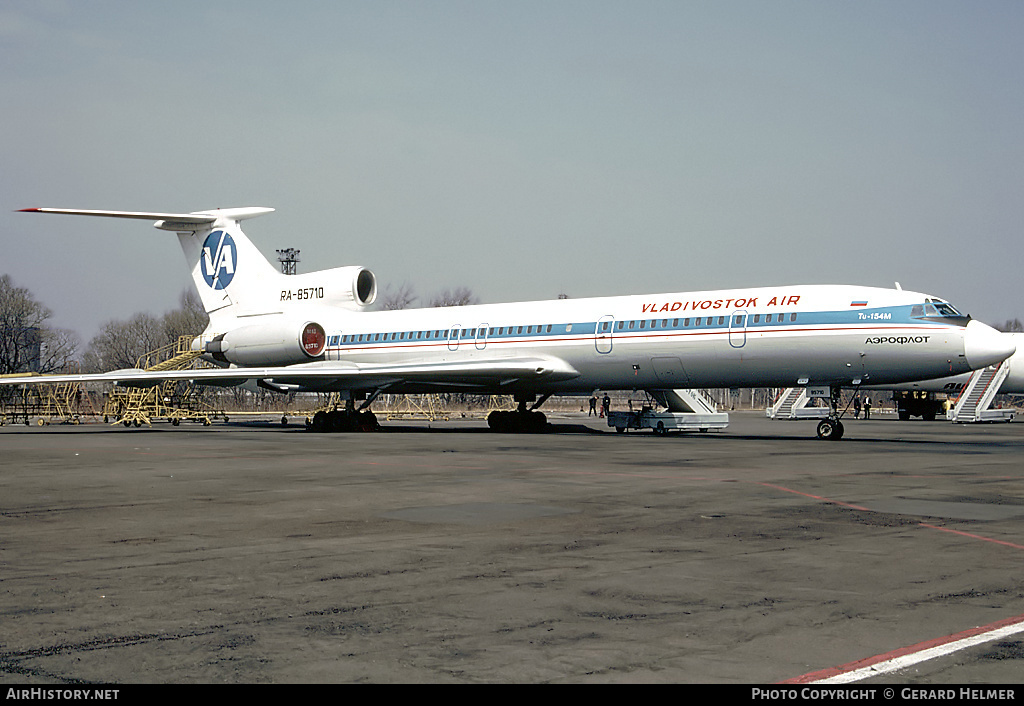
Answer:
[{"left": 1, "top": 411, "right": 1022, "bottom": 684}]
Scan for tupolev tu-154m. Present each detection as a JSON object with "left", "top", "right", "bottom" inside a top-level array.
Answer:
[{"left": 2, "top": 207, "right": 1014, "bottom": 439}]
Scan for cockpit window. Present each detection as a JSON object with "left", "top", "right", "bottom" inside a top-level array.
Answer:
[
  {"left": 913, "top": 298, "right": 968, "bottom": 322},
  {"left": 926, "top": 298, "right": 962, "bottom": 317}
]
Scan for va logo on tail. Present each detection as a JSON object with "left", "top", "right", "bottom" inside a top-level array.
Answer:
[{"left": 200, "top": 230, "right": 237, "bottom": 289}]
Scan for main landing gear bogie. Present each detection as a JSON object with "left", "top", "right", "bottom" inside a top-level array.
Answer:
[
  {"left": 488, "top": 394, "right": 552, "bottom": 433},
  {"left": 487, "top": 409, "right": 548, "bottom": 433},
  {"left": 308, "top": 409, "right": 380, "bottom": 433}
]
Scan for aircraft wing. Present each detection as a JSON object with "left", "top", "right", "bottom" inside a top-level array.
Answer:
[{"left": 0, "top": 356, "right": 580, "bottom": 390}]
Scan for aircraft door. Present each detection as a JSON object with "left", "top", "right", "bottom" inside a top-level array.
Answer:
[
  {"left": 596, "top": 315, "right": 614, "bottom": 354},
  {"left": 729, "top": 310, "right": 747, "bottom": 348},
  {"left": 448, "top": 324, "right": 461, "bottom": 351},
  {"left": 476, "top": 324, "right": 489, "bottom": 350}
]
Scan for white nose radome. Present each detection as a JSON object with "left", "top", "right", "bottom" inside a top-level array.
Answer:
[{"left": 964, "top": 320, "right": 1016, "bottom": 370}]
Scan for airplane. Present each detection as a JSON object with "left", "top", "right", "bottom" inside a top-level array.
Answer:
[
  {"left": 2, "top": 206, "right": 1015, "bottom": 439},
  {"left": 871, "top": 331, "right": 1024, "bottom": 420}
]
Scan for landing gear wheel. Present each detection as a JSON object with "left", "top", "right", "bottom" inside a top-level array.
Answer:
[
  {"left": 816, "top": 419, "right": 845, "bottom": 440},
  {"left": 327, "top": 410, "right": 352, "bottom": 433},
  {"left": 487, "top": 409, "right": 547, "bottom": 433},
  {"left": 310, "top": 410, "right": 328, "bottom": 432}
]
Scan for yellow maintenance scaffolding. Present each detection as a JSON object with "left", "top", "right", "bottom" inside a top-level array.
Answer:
[
  {"left": 102, "top": 336, "right": 224, "bottom": 427},
  {"left": 381, "top": 394, "right": 449, "bottom": 421},
  {"left": 0, "top": 364, "right": 100, "bottom": 426}
]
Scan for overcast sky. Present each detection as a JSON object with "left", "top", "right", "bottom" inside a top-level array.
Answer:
[{"left": 3, "top": 0, "right": 1022, "bottom": 341}]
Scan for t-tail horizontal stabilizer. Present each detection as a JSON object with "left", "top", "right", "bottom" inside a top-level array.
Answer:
[{"left": 18, "top": 207, "right": 279, "bottom": 318}]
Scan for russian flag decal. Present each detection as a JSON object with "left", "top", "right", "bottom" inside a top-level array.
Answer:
[{"left": 850, "top": 300, "right": 868, "bottom": 307}]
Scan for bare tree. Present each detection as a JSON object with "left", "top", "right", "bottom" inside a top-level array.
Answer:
[
  {"left": 82, "top": 312, "right": 165, "bottom": 372},
  {"left": 162, "top": 289, "right": 209, "bottom": 343},
  {"left": 995, "top": 318, "right": 1024, "bottom": 333},
  {"left": 82, "top": 289, "right": 212, "bottom": 372},
  {"left": 428, "top": 286, "right": 479, "bottom": 308},
  {"left": 0, "top": 274, "right": 79, "bottom": 375},
  {"left": 378, "top": 281, "right": 419, "bottom": 311},
  {"left": 38, "top": 328, "right": 81, "bottom": 374}
]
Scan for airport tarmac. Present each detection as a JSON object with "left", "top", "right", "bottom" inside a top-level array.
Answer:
[{"left": 1, "top": 411, "right": 1023, "bottom": 684}]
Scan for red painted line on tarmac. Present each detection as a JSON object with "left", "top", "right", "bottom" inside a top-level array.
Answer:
[
  {"left": 754, "top": 483, "right": 1024, "bottom": 682},
  {"left": 781, "top": 612, "right": 1024, "bottom": 683},
  {"left": 919, "top": 523, "right": 1024, "bottom": 551},
  {"left": 750, "top": 482, "right": 873, "bottom": 512}
]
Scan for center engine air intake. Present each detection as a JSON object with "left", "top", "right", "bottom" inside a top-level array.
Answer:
[
  {"left": 279, "top": 266, "right": 377, "bottom": 310},
  {"left": 206, "top": 320, "right": 328, "bottom": 366}
]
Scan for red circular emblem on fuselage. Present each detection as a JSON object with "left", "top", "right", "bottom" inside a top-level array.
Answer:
[{"left": 302, "top": 322, "right": 326, "bottom": 357}]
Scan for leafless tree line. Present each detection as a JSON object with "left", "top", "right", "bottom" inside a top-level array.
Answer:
[
  {"left": 377, "top": 281, "right": 480, "bottom": 310},
  {"left": 0, "top": 275, "right": 79, "bottom": 375},
  {"left": 80, "top": 290, "right": 208, "bottom": 372},
  {"left": 0, "top": 275, "right": 209, "bottom": 376}
]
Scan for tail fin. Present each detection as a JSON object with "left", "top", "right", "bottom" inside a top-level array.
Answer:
[
  {"left": 167, "top": 208, "right": 279, "bottom": 318},
  {"left": 18, "top": 207, "right": 278, "bottom": 320}
]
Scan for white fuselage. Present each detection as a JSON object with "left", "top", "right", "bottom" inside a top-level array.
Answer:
[{"left": 203, "top": 283, "right": 998, "bottom": 396}]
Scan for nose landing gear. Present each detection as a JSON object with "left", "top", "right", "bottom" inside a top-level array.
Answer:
[
  {"left": 816, "top": 417, "right": 844, "bottom": 440},
  {"left": 816, "top": 385, "right": 847, "bottom": 440}
]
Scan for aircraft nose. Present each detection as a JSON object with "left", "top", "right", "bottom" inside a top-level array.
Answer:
[{"left": 964, "top": 320, "right": 1016, "bottom": 369}]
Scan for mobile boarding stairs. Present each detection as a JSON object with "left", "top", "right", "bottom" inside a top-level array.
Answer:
[
  {"left": 607, "top": 389, "right": 729, "bottom": 434},
  {"left": 947, "top": 361, "right": 1015, "bottom": 423},
  {"left": 765, "top": 387, "right": 830, "bottom": 420}
]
